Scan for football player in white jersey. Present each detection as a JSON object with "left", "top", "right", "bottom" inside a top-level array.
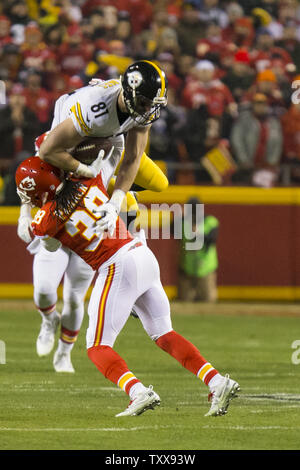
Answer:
[
  {"left": 38, "top": 60, "right": 168, "bottom": 234},
  {"left": 17, "top": 60, "right": 168, "bottom": 373}
]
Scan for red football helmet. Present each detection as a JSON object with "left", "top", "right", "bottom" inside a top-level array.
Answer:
[{"left": 15, "top": 156, "right": 64, "bottom": 207}]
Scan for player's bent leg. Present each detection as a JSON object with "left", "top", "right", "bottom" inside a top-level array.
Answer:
[
  {"left": 33, "top": 246, "right": 69, "bottom": 357},
  {"left": 53, "top": 253, "right": 94, "bottom": 373},
  {"left": 87, "top": 345, "right": 160, "bottom": 417},
  {"left": 134, "top": 271, "right": 240, "bottom": 417},
  {"left": 86, "top": 247, "right": 162, "bottom": 416},
  {"left": 155, "top": 331, "right": 240, "bottom": 416}
]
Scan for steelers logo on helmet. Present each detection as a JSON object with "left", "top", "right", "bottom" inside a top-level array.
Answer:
[
  {"left": 127, "top": 71, "right": 143, "bottom": 90},
  {"left": 122, "top": 60, "right": 168, "bottom": 125}
]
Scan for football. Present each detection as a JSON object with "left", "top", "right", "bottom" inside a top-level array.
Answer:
[{"left": 70, "top": 137, "right": 113, "bottom": 164}]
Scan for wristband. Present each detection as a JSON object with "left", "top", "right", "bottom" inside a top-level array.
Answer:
[{"left": 75, "top": 162, "right": 95, "bottom": 178}]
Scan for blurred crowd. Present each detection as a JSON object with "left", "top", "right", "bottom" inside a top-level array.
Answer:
[{"left": 1, "top": 0, "right": 300, "bottom": 200}]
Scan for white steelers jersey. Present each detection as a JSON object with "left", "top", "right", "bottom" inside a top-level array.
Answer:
[{"left": 51, "top": 78, "right": 146, "bottom": 138}]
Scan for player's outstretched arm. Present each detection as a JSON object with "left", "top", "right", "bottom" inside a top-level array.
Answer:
[{"left": 39, "top": 118, "right": 95, "bottom": 177}]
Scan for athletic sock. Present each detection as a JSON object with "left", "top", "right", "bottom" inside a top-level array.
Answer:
[
  {"left": 128, "top": 382, "right": 148, "bottom": 400},
  {"left": 58, "top": 326, "right": 80, "bottom": 353},
  {"left": 156, "top": 330, "right": 219, "bottom": 387},
  {"left": 37, "top": 304, "right": 59, "bottom": 321},
  {"left": 87, "top": 345, "right": 142, "bottom": 395}
]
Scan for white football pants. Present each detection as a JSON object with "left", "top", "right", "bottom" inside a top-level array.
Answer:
[
  {"left": 33, "top": 244, "right": 95, "bottom": 331},
  {"left": 86, "top": 241, "right": 173, "bottom": 349}
]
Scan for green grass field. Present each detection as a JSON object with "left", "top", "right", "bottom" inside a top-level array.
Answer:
[{"left": 1, "top": 300, "right": 300, "bottom": 450}]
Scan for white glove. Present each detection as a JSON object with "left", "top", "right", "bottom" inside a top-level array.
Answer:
[
  {"left": 75, "top": 146, "right": 114, "bottom": 178},
  {"left": 94, "top": 189, "right": 125, "bottom": 236},
  {"left": 41, "top": 237, "right": 62, "bottom": 252},
  {"left": 95, "top": 202, "right": 119, "bottom": 236},
  {"left": 17, "top": 215, "right": 33, "bottom": 243}
]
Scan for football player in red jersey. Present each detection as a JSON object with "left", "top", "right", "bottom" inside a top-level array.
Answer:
[{"left": 16, "top": 156, "right": 240, "bottom": 417}]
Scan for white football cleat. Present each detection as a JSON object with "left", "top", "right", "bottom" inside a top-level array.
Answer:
[
  {"left": 53, "top": 350, "right": 75, "bottom": 373},
  {"left": 36, "top": 313, "right": 60, "bottom": 357},
  {"left": 205, "top": 374, "right": 240, "bottom": 417},
  {"left": 115, "top": 386, "right": 160, "bottom": 417}
]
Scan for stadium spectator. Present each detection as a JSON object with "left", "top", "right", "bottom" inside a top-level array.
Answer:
[
  {"left": 230, "top": 93, "right": 283, "bottom": 187},
  {"left": 180, "top": 60, "right": 237, "bottom": 179},
  {"left": 43, "top": 23, "right": 65, "bottom": 54},
  {"left": 0, "top": 43, "right": 22, "bottom": 81},
  {"left": 101, "top": 5, "right": 119, "bottom": 42},
  {"left": 154, "top": 26, "right": 181, "bottom": 59},
  {"left": 198, "top": 0, "right": 229, "bottom": 28},
  {"left": 22, "top": 70, "right": 53, "bottom": 131},
  {"left": 5, "top": 0, "right": 31, "bottom": 45},
  {"left": 276, "top": 20, "right": 300, "bottom": 72},
  {"left": 222, "top": 16, "right": 255, "bottom": 48},
  {"left": 56, "top": 0, "right": 82, "bottom": 25},
  {"left": 222, "top": 49, "right": 255, "bottom": 103},
  {"left": 57, "top": 23, "right": 94, "bottom": 77},
  {"left": 196, "top": 20, "right": 233, "bottom": 66},
  {"left": 40, "top": 49, "right": 61, "bottom": 92},
  {"left": 0, "top": 83, "right": 39, "bottom": 174},
  {"left": 175, "top": 54, "right": 196, "bottom": 84},
  {"left": 241, "top": 69, "right": 286, "bottom": 116},
  {"left": 0, "top": 15, "right": 12, "bottom": 47},
  {"left": 250, "top": 27, "right": 293, "bottom": 72},
  {"left": 116, "top": 0, "right": 153, "bottom": 35},
  {"left": 223, "top": 1, "right": 244, "bottom": 37},
  {"left": 114, "top": 11, "right": 135, "bottom": 56},
  {"left": 181, "top": 60, "right": 237, "bottom": 119},
  {"left": 176, "top": 3, "right": 205, "bottom": 56},
  {"left": 134, "top": 8, "right": 174, "bottom": 60},
  {"left": 21, "top": 22, "right": 48, "bottom": 72},
  {"left": 47, "top": 73, "right": 68, "bottom": 103},
  {"left": 281, "top": 102, "right": 300, "bottom": 182},
  {"left": 178, "top": 197, "right": 219, "bottom": 303},
  {"left": 266, "top": 0, "right": 300, "bottom": 40}
]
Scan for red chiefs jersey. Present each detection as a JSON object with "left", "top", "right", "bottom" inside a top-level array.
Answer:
[
  {"left": 181, "top": 78, "right": 235, "bottom": 116},
  {"left": 31, "top": 173, "right": 133, "bottom": 270}
]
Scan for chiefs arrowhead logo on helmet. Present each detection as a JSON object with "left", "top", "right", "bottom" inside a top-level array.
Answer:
[
  {"left": 15, "top": 157, "right": 63, "bottom": 207},
  {"left": 19, "top": 176, "right": 36, "bottom": 191}
]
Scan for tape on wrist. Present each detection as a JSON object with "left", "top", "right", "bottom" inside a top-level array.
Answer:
[{"left": 76, "top": 162, "right": 94, "bottom": 178}]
